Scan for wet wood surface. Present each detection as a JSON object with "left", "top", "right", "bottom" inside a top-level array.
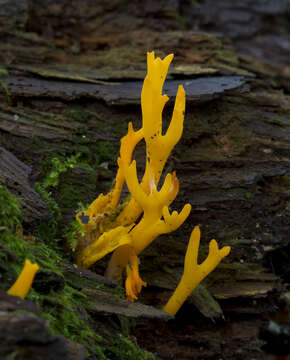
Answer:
[{"left": 1, "top": 1, "right": 290, "bottom": 359}]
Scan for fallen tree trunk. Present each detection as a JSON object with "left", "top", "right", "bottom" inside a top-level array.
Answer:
[{"left": 1, "top": 1, "right": 290, "bottom": 359}]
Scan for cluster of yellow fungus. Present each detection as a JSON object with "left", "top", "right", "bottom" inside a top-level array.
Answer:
[
  {"left": 7, "top": 259, "right": 39, "bottom": 299},
  {"left": 76, "top": 52, "right": 230, "bottom": 315}
]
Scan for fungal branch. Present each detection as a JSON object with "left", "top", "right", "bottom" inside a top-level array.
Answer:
[
  {"left": 163, "top": 226, "right": 231, "bottom": 316},
  {"left": 114, "top": 53, "right": 186, "bottom": 227},
  {"left": 76, "top": 122, "right": 144, "bottom": 254}
]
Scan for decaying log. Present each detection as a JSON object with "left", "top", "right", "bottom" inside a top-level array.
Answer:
[
  {"left": 0, "top": 146, "right": 50, "bottom": 222},
  {"left": 83, "top": 288, "right": 172, "bottom": 320},
  {"left": 0, "top": 0, "right": 28, "bottom": 31},
  {"left": 62, "top": 265, "right": 172, "bottom": 320},
  {"left": 4, "top": 74, "right": 245, "bottom": 105},
  {"left": 0, "top": 291, "right": 86, "bottom": 360},
  {"left": 1, "top": 1, "right": 290, "bottom": 358}
]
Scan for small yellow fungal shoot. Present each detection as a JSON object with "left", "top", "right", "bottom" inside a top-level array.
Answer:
[
  {"left": 125, "top": 249, "right": 147, "bottom": 302},
  {"left": 163, "top": 226, "right": 231, "bottom": 316},
  {"left": 7, "top": 259, "right": 39, "bottom": 299}
]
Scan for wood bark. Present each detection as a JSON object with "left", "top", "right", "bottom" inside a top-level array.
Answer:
[{"left": 1, "top": 1, "right": 290, "bottom": 359}]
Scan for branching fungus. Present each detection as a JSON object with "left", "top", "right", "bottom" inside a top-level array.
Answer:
[{"left": 76, "top": 52, "right": 231, "bottom": 312}]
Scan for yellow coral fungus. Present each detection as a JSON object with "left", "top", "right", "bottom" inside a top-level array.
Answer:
[
  {"left": 7, "top": 259, "right": 39, "bottom": 299},
  {"left": 76, "top": 51, "right": 230, "bottom": 309},
  {"left": 163, "top": 227, "right": 231, "bottom": 316}
]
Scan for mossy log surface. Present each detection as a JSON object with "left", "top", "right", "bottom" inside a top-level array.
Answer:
[
  {"left": 0, "top": 146, "right": 49, "bottom": 222},
  {"left": 1, "top": 1, "right": 290, "bottom": 359},
  {"left": 0, "top": 290, "right": 86, "bottom": 360}
]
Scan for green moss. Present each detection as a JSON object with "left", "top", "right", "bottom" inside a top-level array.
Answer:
[
  {"left": 0, "top": 184, "right": 62, "bottom": 282},
  {"left": 37, "top": 283, "right": 153, "bottom": 359},
  {"left": 244, "top": 191, "right": 252, "bottom": 200},
  {"left": 93, "top": 140, "right": 119, "bottom": 165},
  {"left": 35, "top": 151, "right": 94, "bottom": 219},
  {"left": 35, "top": 183, "right": 61, "bottom": 222},
  {"left": 0, "top": 186, "right": 26, "bottom": 268},
  {"left": 64, "top": 108, "right": 88, "bottom": 123},
  {"left": 0, "top": 66, "right": 9, "bottom": 98},
  {"left": 0, "top": 185, "right": 23, "bottom": 286},
  {"left": 39, "top": 153, "right": 84, "bottom": 188},
  {"left": 57, "top": 172, "right": 97, "bottom": 210},
  {"left": 93, "top": 47, "right": 144, "bottom": 69},
  {"left": 0, "top": 185, "right": 62, "bottom": 274},
  {"left": 38, "top": 285, "right": 107, "bottom": 359},
  {"left": 63, "top": 219, "right": 84, "bottom": 252},
  {"left": 106, "top": 334, "right": 156, "bottom": 360},
  {"left": 34, "top": 143, "right": 117, "bottom": 217},
  {"left": 0, "top": 185, "right": 22, "bottom": 228},
  {"left": 216, "top": 50, "right": 239, "bottom": 65}
]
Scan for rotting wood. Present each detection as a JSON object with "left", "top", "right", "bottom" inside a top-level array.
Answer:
[
  {"left": 0, "top": 1, "right": 290, "bottom": 358},
  {"left": 0, "top": 291, "right": 85, "bottom": 360},
  {"left": 82, "top": 288, "right": 173, "bottom": 320},
  {"left": 4, "top": 75, "right": 245, "bottom": 105},
  {"left": 0, "top": 146, "right": 50, "bottom": 222}
]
